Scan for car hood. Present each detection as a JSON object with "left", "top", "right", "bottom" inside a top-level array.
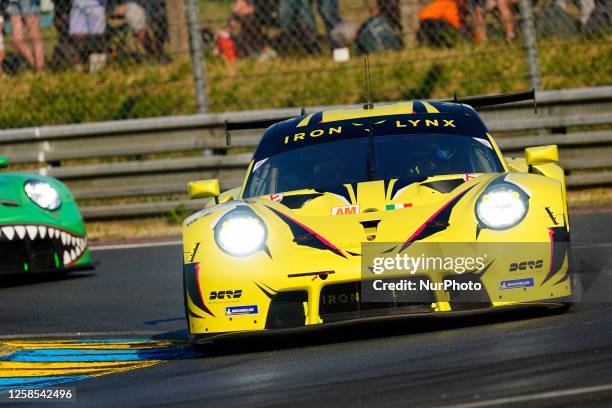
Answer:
[
  {"left": 240, "top": 174, "right": 493, "bottom": 252},
  {"left": 259, "top": 174, "right": 488, "bottom": 216},
  {"left": 185, "top": 172, "right": 565, "bottom": 261}
]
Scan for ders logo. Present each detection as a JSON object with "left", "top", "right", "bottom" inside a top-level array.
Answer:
[
  {"left": 210, "top": 290, "right": 243, "bottom": 300},
  {"left": 509, "top": 260, "right": 543, "bottom": 272}
]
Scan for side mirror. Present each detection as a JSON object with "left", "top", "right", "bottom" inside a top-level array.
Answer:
[
  {"left": 0, "top": 156, "right": 9, "bottom": 169},
  {"left": 188, "top": 179, "right": 220, "bottom": 202},
  {"left": 525, "top": 145, "right": 558, "bottom": 167}
]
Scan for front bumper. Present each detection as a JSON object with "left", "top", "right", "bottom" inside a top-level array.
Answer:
[
  {"left": 190, "top": 299, "right": 571, "bottom": 345},
  {"left": 0, "top": 223, "right": 90, "bottom": 274},
  {"left": 185, "top": 255, "right": 573, "bottom": 337}
]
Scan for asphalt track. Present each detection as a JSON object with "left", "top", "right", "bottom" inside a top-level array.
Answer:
[{"left": 2, "top": 210, "right": 612, "bottom": 407}]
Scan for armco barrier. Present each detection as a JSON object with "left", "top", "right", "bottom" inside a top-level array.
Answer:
[{"left": 1, "top": 86, "right": 611, "bottom": 220}]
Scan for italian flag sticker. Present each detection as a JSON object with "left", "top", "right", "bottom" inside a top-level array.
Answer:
[{"left": 385, "top": 203, "right": 412, "bottom": 210}]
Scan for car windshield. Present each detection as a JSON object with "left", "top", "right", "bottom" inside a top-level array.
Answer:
[{"left": 243, "top": 133, "right": 503, "bottom": 198}]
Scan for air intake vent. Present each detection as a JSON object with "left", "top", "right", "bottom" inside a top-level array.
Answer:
[
  {"left": 265, "top": 291, "right": 308, "bottom": 329},
  {"left": 444, "top": 274, "right": 491, "bottom": 311},
  {"left": 281, "top": 194, "right": 324, "bottom": 209},
  {"left": 422, "top": 179, "right": 465, "bottom": 194}
]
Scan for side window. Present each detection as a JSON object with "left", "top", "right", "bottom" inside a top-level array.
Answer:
[
  {"left": 471, "top": 145, "right": 497, "bottom": 173},
  {"left": 248, "top": 161, "right": 273, "bottom": 197}
]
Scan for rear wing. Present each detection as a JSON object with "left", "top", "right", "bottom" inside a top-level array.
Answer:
[
  {"left": 446, "top": 89, "right": 537, "bottom": 111},
  {"left": 223, "top": 90, "right": 536, "bottom": 145},
  {"left": 224, "top": 117, "right": 294, "bottom": 146},
  {"left": 224, "top": 107, "right": 307, "bottom": 146}
]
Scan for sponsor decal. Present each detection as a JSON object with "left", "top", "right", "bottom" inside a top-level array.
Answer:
[
  {"left": 225, "top": 305, "right": 259, "bottom": 316},
  {"left": 462, "top": 173, "right": 478, "bottom": 182},
  {"left": 269, "top": 193, "right": 284, "bottom": 203},
  {"left": 210, "top": 290, "right": 243, "bottom": 300},
  {"left": 253, "top": 158, "right": 268, "bottom": 172},
  {"left": 509, "top": 260, "right": 543, "bottom": 272},
  {"left": 331, "top": 204, "right": 360, "bottom": 215},
  {"left": 281, "top": 119, "right": 459, "bottom": 145},
  {"left": 321, "top": 292, "right": 360, "bottom": 305},
  {"left": 499, "top": 278, "right": 535, "bottom": 290},
  {"left": 385, "top": 203, "right": 412, "bottom": 211},
  {"left": 473, "top": 137, "right": 493, "bottom": 149},
  {"left": 284, "top": 126, "right": 343, "bottom": 145},
  {"left": 395, "top": 119, "right": 456, "bottom": 128}
]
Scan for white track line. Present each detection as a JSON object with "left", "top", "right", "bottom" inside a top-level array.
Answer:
[
  {"left": 439, "top": 383, "right": 612, "bottom": 408},
  {"left": 91, "top": 241, "right": 181, "bottom": 251}
]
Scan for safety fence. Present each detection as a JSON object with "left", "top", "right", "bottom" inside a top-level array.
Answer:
[
  {"left": 0, "top": 86, "right": 611, "bottom": 219},
  {"left": 0, "top": 1, "right": 610, "bottom": 129}
]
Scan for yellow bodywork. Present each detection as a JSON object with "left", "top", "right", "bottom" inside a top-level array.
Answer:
[{"left": 182, "top": 102, "right": 572, "bottom": 340}]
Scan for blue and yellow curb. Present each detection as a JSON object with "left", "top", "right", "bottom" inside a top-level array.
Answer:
[{"left": 0, "top": 339, "right": 198, "bottom": 391}]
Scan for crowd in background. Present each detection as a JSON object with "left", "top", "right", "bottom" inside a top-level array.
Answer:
[
  {"left": 214, "top": 0, "right": 612, "bottom": 62},
  {"left": 0, "top": 0, "right": 169, "bottom": 77},
  {"left": 0, "top": 0, "right": 610, "bottom": 77}
]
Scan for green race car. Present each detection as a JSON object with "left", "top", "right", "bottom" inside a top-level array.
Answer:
[{"left": 0, "top": 156, "right": 92, "bottom": 274}]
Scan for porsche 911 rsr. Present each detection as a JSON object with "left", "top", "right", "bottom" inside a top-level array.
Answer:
[{"left": 182, "top": 93, "right": 572, "bottom": 344}]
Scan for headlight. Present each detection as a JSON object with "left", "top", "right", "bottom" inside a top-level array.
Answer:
[
  {"left": 24, "top": 180, "right": 62, "bottom": 211},
  {"left": 214, "top": 210, "right": 267, "bottom": 257},
  {"left": 476, "top": 184, "right": 528, "bottom": 230}
]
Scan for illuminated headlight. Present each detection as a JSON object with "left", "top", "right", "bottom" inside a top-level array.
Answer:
[
  {"left": 476, "top": 184, "right": 528, "bottom": 230},
  {"left": 214, "top": 210, "right": 267, "bottom": 257},
  {"left": 24, "top": 180, "right": 62, "bottom": 211}
]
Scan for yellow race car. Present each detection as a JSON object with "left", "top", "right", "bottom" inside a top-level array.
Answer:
[{"left": 182, "top": 91, "right": 573, "bottom": 345}]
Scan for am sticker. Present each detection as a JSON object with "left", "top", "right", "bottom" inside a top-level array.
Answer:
[{"left": 331, "top": 205, "right": 360, "bottom": 215}]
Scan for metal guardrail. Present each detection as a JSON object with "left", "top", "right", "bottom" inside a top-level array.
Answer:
[{"left": 1, "top": 86, "right": 611, "bottom": 220}]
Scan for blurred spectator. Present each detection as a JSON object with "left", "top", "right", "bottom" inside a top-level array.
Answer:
[
  {"left": 579, "top": 0, "right": 595, "bottom": 24},
  {"left": 233, "top": 0, "right": 274, "bottom": 58},
  {"left": 50, "top": 0, "right": 73, "bottom": 68},
  {"left": 7, "top": 0, "right": 44, "bottom": 72},
  {"left": 112, "top": 0, "right": 169, "bottom": 62},
  {"left": 584, "top": 0, "right": 612, "bottom": 33},
  {"left": 70, "top": 0, "right": 107, "bottom": 72},
  {"left": 467, "top": 0, "right": 487, "bottom": 43},
  {"left": 467, "top": 0, "right": 518, "bottom": 43},
  {"left": 377, "top": 0, "right": 402, "bottom": 35},
  {"left": 355, "top": 3, "right": 401, "bottom": 54},
  {"left": 487, "top": 0, "right": 518, "bottom": 40},
  {"left": 278, "top": 0, "right": 319, "bottom": 54},
  {"left": 316, "top": 0, "right": 342, "bottom": 47},
  {"left": 215, "top": 18, "right": 238, "bottom": 63},
  {"left": 417, "top": 0, "right": 462, "bottom": 47},
  {"left": 143, "top": 0, "right": 169, "bottom": 62},
  {"left": 331, "top": 4, "right": 401, "bottom": 55},
  {"left": 123, "top": 1, "right": 148, "bottom": 54},
  {"left": 536, "top": 1, "right": 579, "bottom": 37}
]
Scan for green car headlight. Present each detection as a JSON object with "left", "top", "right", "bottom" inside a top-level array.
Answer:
[{"left": 24, "top": 180, "right": 62, "bottom": 211}]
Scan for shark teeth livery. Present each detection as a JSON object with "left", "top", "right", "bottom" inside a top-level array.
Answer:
[{"left": 0, "top": 224, "right": 88, "bottom": 267}]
